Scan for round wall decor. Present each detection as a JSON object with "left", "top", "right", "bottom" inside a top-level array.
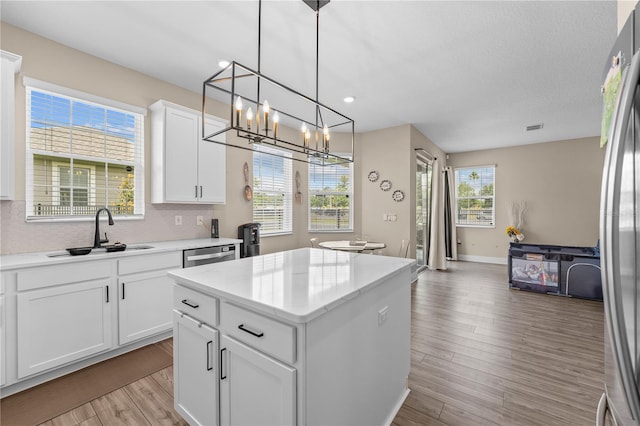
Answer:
[
  {"left": 368, "top": 170, "right": 379, "bottom": 182},
  {"left": 379, "top": 179, "right": 392, "bottom": 191},
  {"left": 392, "top": 190, "right": 405, "bottom": 202}
]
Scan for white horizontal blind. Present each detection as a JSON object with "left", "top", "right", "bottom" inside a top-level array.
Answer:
[
  {"left": 25, "top": 83, "right": 144, "bottom": 220},
  {"left": 252, "top": 145, "right": 292, "bottom": 234},
  {"left": 308, "top": 155, "right": 353, "bottom": 231},
  {"left": 454, "top": 165, "right": 495, "bottom": 226}
]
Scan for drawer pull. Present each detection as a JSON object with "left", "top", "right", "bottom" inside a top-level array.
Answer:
[
  {"left": 206, "top": 340, "right": 213, "bottom": 371},
  {"left": 238, "top": 323, "right": 264, "bottom": 338},
  {"left": 181, "top": 299, "right": 199, "bottom": 309},
  {"left": 220, "top": 348, "right": 227, "bottom": 380}
]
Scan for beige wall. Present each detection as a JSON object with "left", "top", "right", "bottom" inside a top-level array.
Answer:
[
  {"left": 618, "top": 1, "right": 635, "bottom": 33},
  {"left": 0, "top": 22, "right": 360, "bottom": 254},
  {"left": 448, "top": 137, "right": 605, "bottom": 261}
]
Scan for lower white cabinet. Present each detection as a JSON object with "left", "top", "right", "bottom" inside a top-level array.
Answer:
[
  {"left": 173, "top": 311, "right": 219, "bottom": 426},
  {"left": 118, "top": 271, "right": 174, "bottom": 345},
  {"left": 0, "top": 294, "right": 5, "bottom": 387},
  {"left": 220, "top": 335, "right": 296, "bottom": 426},
  {"left": 118, "top": 251, "right": 181, "bottom": 345},
  {"left": 17, "top": 279, "right": 112, "bottom": 378}
]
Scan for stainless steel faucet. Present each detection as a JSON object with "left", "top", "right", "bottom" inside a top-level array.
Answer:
[{"left": 93, "top": 207, "right": 114, "bottom": 248}]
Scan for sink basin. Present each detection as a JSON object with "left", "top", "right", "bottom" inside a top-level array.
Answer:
[{"left": 46, "top": 244, "right": 154, "bottom": 257}]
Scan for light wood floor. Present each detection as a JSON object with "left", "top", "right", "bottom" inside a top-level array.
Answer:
[{"left": 41, "top": 261, "right": 604, "bottom": 426}]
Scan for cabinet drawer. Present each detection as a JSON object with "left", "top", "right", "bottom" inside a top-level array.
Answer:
[
  {"left": 221, "top": 302, "right": 296, "bottom": 364},
  {"left": 17, "top": 261, "right": 111, "bottom": 291},
  {"left": 174, "top": 285, "right": 218, "bottom": 326},
  {"left": 119, "top": 251, "right": 182, "bottom": 275}
]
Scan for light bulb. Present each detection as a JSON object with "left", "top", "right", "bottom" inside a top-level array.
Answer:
[
  {"left": 247, "top": 107, "right": 253, "bottom": 131},
  {"left": 273, "top": 112, "right": 279, "bottom": 138},
  {"left": 235, "top": 96, "right": 243, "bottom": 127}
]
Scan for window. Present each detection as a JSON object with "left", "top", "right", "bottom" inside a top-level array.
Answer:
[
  {"left": 454, "top": 165, "right": 495, "bottom": 227},
  {"left": 25, "top": 78, "right": 145, "bottom": 220},
  {"left": 308, "top": 155, "right": 353, "bottom": 231},
  {"left": 252, "top": 145, "right": 293, "bottom": 235}
]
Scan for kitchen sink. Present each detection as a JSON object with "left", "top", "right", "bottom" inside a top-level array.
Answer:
[{"left": 46, "top": 244, "right": 154, "bottom": 257}]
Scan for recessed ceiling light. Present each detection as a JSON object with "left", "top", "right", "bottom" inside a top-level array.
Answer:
[
  {"left": 343, "top": 96, "right": 355, "bottom": 103},
  {"left": 218, "top": 60, "right": 230, "bottom": 68}
]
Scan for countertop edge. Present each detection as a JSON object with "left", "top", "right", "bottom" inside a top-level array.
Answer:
[
  {"left": 169, "top": 259, "right": 414, "bottom": 324},
  {"left": 0, "top": 238, "right": 243, "bottom": 271}
]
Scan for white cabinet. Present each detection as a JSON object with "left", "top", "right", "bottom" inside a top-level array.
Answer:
[
  {"left": 0, "top": 50, "right": 22, "bottom": 200},
  {"left": 150, "top": 100, "right": 226, "bottom": 204},
  {"left": 173, "top": 311, "right": 219, "bottom": 426},
  {"left": 0, "top": 294, "right": 5, "bottom": 387},
  {"left": 17, "top": 279, "right": 112, "bottom": 378},
  {"left": 220, "top": 335, "right": 296, "bottom": 426},
  {"left": 173, "top": 287, "right": 297, "bottom": 426},
  {"left": 117, "top": 251, "right": 181, "bottom": 345}
]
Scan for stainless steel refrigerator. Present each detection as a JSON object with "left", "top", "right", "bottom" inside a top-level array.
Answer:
[{"left": 597, "top": 9, "right": 640, "bottom": 426}]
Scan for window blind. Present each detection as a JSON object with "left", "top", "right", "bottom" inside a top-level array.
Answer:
[
  {"left": 308, "top": 155, "right": 353, "bottom": 231},
  {"left": 25, "top": 81, "right": 144, "bottom": 220},
  {"left": 253, "top": 145, "right": 293, "bottom": 234}
]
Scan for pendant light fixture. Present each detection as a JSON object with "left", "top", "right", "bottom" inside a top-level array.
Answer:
[{"left": 202, "top": 0, "right": 354, "bottom": 165}]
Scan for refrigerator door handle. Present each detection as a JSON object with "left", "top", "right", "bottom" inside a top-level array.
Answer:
[
  {"left": 601, "top": 48, "right": 640, "bottom": 422},
  {"left": 596, "top": 393, "right": 608, "bottom": 426}
]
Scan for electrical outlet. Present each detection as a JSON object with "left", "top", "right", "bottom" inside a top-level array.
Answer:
[
  {"left": 197, "top": 215, "right": 204, "bottom": 225},
  {"left": 175, "top": 215, "right": 182, "bottom": 225},
  {"left": 378, "top": 306, "right": 389, "bottom": 326}
]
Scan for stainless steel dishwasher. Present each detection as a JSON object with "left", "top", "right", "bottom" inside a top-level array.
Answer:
[{"left": 183, "top": 244, "right": 236, "bottom": 268}]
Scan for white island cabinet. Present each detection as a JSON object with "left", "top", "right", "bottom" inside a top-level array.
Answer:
[{"left": 170, "top": 248, "right": 414, "bottom": 426}]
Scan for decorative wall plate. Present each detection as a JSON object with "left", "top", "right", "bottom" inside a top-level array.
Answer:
[
  {"left": 368, "top": 170, "right": 379, "bottom": 182},
  {"left": 379, "top": 179, "right": 392, "bottom": 191},
  {"left": 392, "top": 190, "right": 405, "bottom": 202}
]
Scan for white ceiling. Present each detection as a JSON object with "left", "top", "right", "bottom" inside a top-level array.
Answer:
[{"left": 1, "top": 0, "right": 617, "bottom": 153}]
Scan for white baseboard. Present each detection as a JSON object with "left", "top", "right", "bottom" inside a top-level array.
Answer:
[{"left": 457, "top": 254, "right": 508, "bottom": 265}]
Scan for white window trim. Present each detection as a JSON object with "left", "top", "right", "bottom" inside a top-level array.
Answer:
[
  {"left": 454, "top": 165, "right": 496, "bottom": 228},
  {"left": 24, "top": 79, "right": 145, "bottom": 222}
]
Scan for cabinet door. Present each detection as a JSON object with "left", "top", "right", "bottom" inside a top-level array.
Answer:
[
  {"left": 173, "top": 311, "right": 219, "bottom": 426},
  {"left": 0, "top": 294, "right": 5, "bottom": 386},
  {"left": 118, "top": 270, "right": 173, "bottom": 345},
  {"left": 17, "top": 280, "right": 112, "bottom": 378},
  {"left": 198, "top": 117, "right": 226, "bottom": 204},
  {"left": 164, "top": 107, "right": 198, "bottom": 202},
  {"left": 220, "top": 335, "right": 296, "bottom": 426}
]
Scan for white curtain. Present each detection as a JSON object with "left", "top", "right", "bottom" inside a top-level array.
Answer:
[{"left": 428, "top": 161, "right": 457, "bottom": 270}]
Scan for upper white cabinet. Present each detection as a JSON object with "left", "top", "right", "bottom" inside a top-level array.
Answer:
[
  {"left": 0, "top": 51, "right": 22, "bottom": 200},
  {"left": 150, "top": 100, "right": 227, "bottom": 204}
]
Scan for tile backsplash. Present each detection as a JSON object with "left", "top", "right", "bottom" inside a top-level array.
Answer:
[{"left": 0, "top": 201, "right": 214, "bottom": 254}]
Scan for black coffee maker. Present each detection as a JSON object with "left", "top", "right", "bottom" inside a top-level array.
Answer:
[{"left": 237, "top": 223, "right": 260, "bottom": 258}]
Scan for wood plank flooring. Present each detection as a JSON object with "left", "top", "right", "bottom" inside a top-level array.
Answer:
[
  {"left": 39, "top": 261, "right": 604, "bottom": 426},
  {"left": 393, "top": 261, "right": 604, "bottom": 426}
]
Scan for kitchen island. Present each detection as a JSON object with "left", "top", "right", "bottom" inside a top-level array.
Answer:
[{"left": 169, "top": 247, "right": 414, "bottom": 426}]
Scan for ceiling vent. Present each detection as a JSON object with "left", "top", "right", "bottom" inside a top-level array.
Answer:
[{"left": 525, "top": 123, "right": 544, "bottom": 132}]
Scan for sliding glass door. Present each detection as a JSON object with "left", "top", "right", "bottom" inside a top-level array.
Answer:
[{"left": 416, "top": 158, "right": 432, "bottom": 270}]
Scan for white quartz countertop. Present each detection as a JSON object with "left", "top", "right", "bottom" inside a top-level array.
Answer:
[
  {"left": 0, "top": 237, "right": 242, "bottom": 270},
  {"left": 169, "top": 247, "right": 415, "bottom": 323}
]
